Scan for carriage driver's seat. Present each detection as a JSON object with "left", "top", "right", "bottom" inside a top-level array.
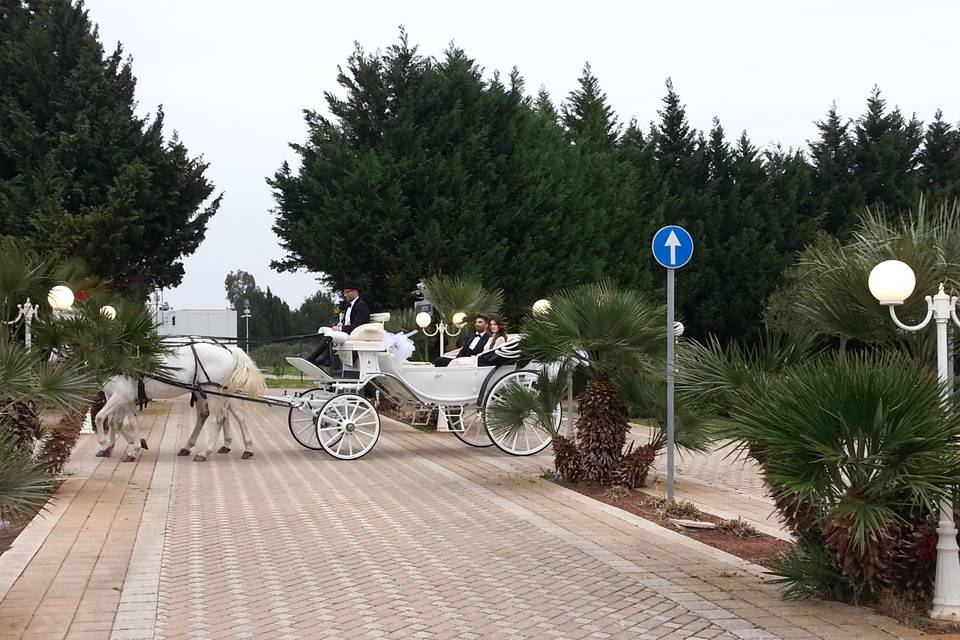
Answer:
[{"left": 339, "top": 313, "right": 390, "bottom": 353}]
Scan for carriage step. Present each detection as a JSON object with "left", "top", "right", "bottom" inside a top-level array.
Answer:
[{"left": 286, "top": 357, "right": 335, "bottom": 382}]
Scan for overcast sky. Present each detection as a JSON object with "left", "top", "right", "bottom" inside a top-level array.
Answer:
[{"left": 83, "top": 0, "right": 959, "bottom": 311}]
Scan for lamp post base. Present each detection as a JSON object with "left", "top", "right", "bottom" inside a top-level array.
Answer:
[{"left": 931, "top": 498, "right": 960, "bottom": 620}]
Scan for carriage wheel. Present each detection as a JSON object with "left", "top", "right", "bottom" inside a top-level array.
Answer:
[
  {"left": 483, "top": 371, "right": 560, "bottom": 456},
  {"left": 288, "top": 388, "right": 332, "bottom": 450},
  {"left": 316, "top": 394, "right": 381, "bottom": 460},
  {"left": 452, "top": 406, "right": 494, "bottom": 448}
]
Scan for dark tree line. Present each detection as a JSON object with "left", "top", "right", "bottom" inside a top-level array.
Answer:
[
  {"left": 224, "top": 270, "right": 334, "bottom": 343},
  {"left": 0, "top": 0, "right": 219, "bottom": 299},
  {"left": 271, "top": 34, "right": 960, "bottom": 342}
]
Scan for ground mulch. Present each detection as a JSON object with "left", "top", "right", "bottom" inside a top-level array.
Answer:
[{"left": 560, "top": 480, "right": 790, "bottom": 570}]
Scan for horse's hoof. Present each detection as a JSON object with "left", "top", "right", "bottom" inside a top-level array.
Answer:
[
  {"left": 177, "top": 448, "right": 191, "bottom": 456},
  {"left": 217, "top": 446, "right": 231, "bottom": 454},
  {"left": 241, "top": 451, "right": 254, "bottom": 459},
  {"left": 140, "top": 439, "right": 149, "bottom": 450},
  {"left": 121, "top": 454, "right": 136, "bottom": 462},
  {"left": 95, "top": 449, "right": 108, "bottom": 458},
  {"left": 193, "top": 455, "right": 207, "bottom": 462}
]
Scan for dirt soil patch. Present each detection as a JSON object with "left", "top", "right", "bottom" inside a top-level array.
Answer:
[{"left": 561, "top": 480, "right": 790, "bottom": 569}]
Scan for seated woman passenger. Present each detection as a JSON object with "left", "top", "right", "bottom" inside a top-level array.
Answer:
[{"left": 450, "top": 316, "right": 507, "bottom": 367}]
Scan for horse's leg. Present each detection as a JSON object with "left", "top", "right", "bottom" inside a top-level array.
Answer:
[
  {"left": 217, "top": 401, "right": 234, "bottom": 454},
  {"left": 179, "top": 395, "right": 210, "bottom": 456},
  {"left": 232, "top": 404, "right": 254, "bottom": 459},
  {"left": 94, "top": 392, "right": 127, "bottom": 457},
  {"left": 195, "top": 398, "right": 226, "bottom": 462},
  {"left": 119, "top": 411, "right": 141, "bottom": 462}
]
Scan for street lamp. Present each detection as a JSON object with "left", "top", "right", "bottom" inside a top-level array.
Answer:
[
  {"left": 417, "top": 311, "right": 461, "bottom": 356},
  {"left": 100, "top": 305, "right": 117, "bottom": 320},
  {"left": 533, "top": 299, "right": 551, "bottom": 315},
  {"left": 241, "top": 299, "right": 251, "bottom": 352},
  {"left": 4, "top": 286, "right": 75, "bottom": 347},
  {"left": 869, "top": 259, "right": 960, "bottom": 620},
  {"left": 48, "top": 285, "right": 75, "bottom": 312}
]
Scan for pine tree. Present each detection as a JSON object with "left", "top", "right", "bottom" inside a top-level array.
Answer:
[
  {"left": 918, "top": 110, "right": 960, "bottom": 203},
  {"left": 561, "top": 63, "right": 620, "bottom": 149},
  {"left": 809, "top": 103, "right": 863, "bottom": 235},
  {"left": 0, "top": 0, "right": 220, "bottom": 297},
  {"left": 851, "top": 87, "right": 922, "bottom": 214}
]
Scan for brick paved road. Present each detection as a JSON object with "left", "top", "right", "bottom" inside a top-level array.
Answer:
[{"left": 0, "top": 399, "right": 927, "bottom": 639}]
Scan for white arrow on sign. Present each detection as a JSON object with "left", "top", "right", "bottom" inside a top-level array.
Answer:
[{"left": 665, "top": 230, "right": 681, "bottom": 266}]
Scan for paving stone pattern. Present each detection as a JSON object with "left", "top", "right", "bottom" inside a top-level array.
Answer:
[{"left": 0, "top": 399, "right": 931, "bottom": 639}]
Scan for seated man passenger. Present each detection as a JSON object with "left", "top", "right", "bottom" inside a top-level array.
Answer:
[
  {"left": 450, "top": 316, "right": 507, "bottom": 367},
  {"left": 434, "top": 315, "right": 490, "bottom": 367},
  {"left": 306, "top": 282, "right": 370, "bottom": 367}
]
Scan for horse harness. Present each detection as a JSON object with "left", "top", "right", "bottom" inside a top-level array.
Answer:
[{"left": 138, "top": 339, "right": 232, "bottom": 410}]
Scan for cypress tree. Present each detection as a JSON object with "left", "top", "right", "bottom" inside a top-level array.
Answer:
[
  {"left": 0, "top": 0, "right": 220, "bottom": 297},
  {"left": 561, "top": 63, "right": 620, "bottom": 149},
  {"left": 918, "top": 110, "right": 960, "bottom": 203},
  {"left": 850, "top": 87, "right": 922, "bottom": 214},
  {"left": 809, "top": 103, "right": 862, "bottom": 235}
]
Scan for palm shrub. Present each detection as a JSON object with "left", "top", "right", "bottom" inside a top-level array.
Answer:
[
  {"left": 519, "top": 281, "right": 665, "bottom": 483},
  {"left": 420, "top": 275, "right": 503, "bottom": 326},
  {"left": 725, "top": 353, "right": 960, "bottom": 600},
  {"left": 676, "top": 331, "right": 824, "bottom": 537},
  {"left": 32, "top": 299, "right": 168, "bottom": 472},
  {"left": 617, "top": 371, "right": 713, "bottom": 488},
  {"left": 765, "top": 198, "right": 960, "bottom": 363},
  {"left": 0, "top": 335, "right": 95, "bottom": 514},
  {"left": 484, "top": 362, "right": 581, "bottom": 481}
]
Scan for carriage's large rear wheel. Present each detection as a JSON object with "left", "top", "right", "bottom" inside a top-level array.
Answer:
[
  {"left": 483, "top": 370, "right": 560, "bottom": 456},
  {"left": 316, "top": 394, "right": 381, "bottom": 460},
  {"left": 451, "top": 406, "right": 494, "bottom": 447},
  {"left": 288, "top": 388, "right": 329, "bottom": 450}
]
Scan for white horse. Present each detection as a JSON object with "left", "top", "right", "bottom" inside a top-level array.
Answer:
[{"left": 95, "top": 343, "right": 266, "bottom": 462}]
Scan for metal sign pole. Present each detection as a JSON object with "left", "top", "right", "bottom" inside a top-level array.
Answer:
[{"left": 666, "top": 268, "right": 676, "bottom": 502}]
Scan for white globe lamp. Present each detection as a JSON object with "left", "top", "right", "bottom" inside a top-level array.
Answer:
[
  {"left": 452, "top": 311, "right": 467, "bottom": 327},
  {"left": 415, "top": 311, "right": 432, "bottom": 329},
  {"left": 532, "top": 299, "right": 551, "bottom": 315},
  {"left": 47, "top": 285, "right": 75, "bottom": 311},
  {"left": 100, "top": 305, "right": 117, "bottom": 320},
  {"left": 673, "top": 321, "right": 684, "bottom": 337},
  {"left": 869, "top": 260, "right": 916, "bottom": 306}
]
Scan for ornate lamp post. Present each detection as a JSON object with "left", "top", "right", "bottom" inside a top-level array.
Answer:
[
  {"left": 4, "top": 286, "right": 76, "bottom": 346},
  {"left": 416, "top": 311, "right": 463, "bottom": 356},
  {"left": 241, "top": 299, "right": 251, "bottom": 352},
  {"left": 868, "top": 259, "right": 960, "bottom": 620}
]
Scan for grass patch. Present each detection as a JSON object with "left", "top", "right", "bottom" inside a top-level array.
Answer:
[{"left": 265, "top": 378, "right": 317, "bottom": 389}]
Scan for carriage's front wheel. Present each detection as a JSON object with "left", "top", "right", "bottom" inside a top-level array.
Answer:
[
  {"left": 316, "top": 394, "right": 381, "bottom": 460},
  {"left": 288, "top": 388, "right": 328, "bottom": 450},
  {"left": 483, "top": 371, "right": 559, "bottom": 456},
  {"left": 452, "top": 406, "right": 494, "bottom": 447}
]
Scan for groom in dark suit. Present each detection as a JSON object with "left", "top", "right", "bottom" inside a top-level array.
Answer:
[
  {"left": 433, "top": 315, "right": 490, "bottom": 367},
  {"left": 306, "top": 282, "right": 370, "bottom": 367}
]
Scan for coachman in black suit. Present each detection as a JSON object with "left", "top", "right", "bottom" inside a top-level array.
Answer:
[
  {"left": 306, "top": 282, "right": 371, "bottom": 367},
  {"left": 434, "top": 315, "right": 490, "bottom": 367}
]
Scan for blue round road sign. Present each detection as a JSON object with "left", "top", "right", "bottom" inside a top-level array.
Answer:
[{"left": 651, "top": 225, "right": 694, "bottom": 269}]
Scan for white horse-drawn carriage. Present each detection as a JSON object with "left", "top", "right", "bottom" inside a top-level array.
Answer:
[{"left": 276, "top": 313, "right": 562, "bottom": 460}]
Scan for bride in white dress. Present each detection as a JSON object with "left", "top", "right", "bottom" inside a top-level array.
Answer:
[{"left": 450, "top": 317, "right": 507, "bottom": 367}]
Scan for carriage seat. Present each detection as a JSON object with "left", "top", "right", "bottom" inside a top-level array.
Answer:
[{"left": 339, "top": 322, "right": 387, "bottom": 352}]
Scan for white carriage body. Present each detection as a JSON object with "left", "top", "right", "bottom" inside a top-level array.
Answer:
[{"left": 278, "top": 315, "right": 560, "bottom": 459}]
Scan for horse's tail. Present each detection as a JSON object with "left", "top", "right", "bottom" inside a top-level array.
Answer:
[{"left": 225, "top": 347, "right": 267, "bottom": 397}]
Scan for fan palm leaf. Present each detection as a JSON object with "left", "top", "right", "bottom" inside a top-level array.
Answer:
[
  {"left": 726, "top": 353, "right": 960, "bottom": 591},
  {"left": 421, "top": 275, "right": 503, "bottom": 326},
  {"left": 519, "top": 280, "right": 665, "bottom": 376}
]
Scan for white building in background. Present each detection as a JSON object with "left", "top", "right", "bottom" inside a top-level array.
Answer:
[{"left": 155, "top": 308, "right": 237, "bottom": 339}]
